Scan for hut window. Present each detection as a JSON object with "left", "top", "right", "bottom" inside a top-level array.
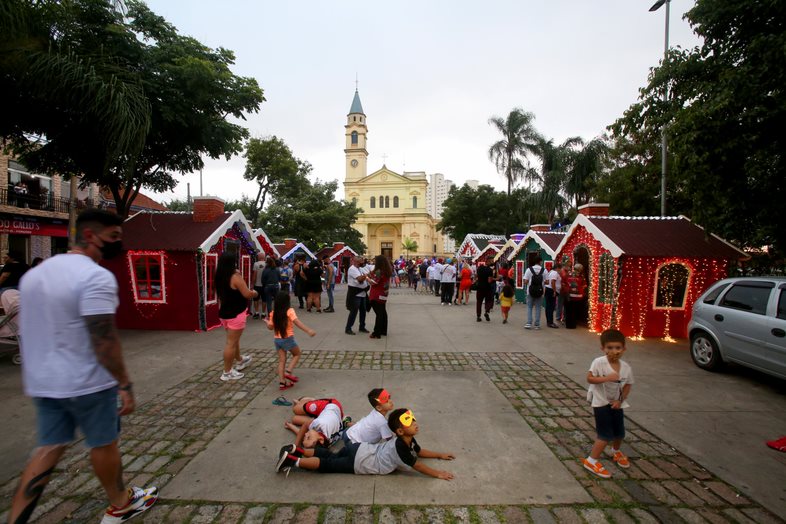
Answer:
[
  {"left": 370, "top": 196, "right": 375, "bottom": 208},
  {"left": 204, "top": 253, "right": 218, "bottom": 305},
  {"left": 654, "top": 262, "right": 691, "bottom": 310},
  {"left": 128, "top": 251, "right": 166, "bottom": 304},
  {"left": 597, "top": 253, "right": 616, "bottom": 304}
]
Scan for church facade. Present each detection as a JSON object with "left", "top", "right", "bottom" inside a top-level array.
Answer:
[{"left": 343, "top": 90, "right": 443, "bottom": 259}]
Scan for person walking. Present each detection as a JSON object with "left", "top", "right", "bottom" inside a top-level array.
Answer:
[
  {"left": 345, "top": 256, "right": 370, "bottom": 335},
  {"left": 440, "top": 259, "right": 457, "bottom": 306},
  {"left": 475, "top": 256, "right": 496, "bottom": 322},
  {"left": 261, "top": 256, "right": 281, "bottom": 316},
  {"left": 458, "top": 260, "right": 473, "bottom": 305},
  {"left": 432, "top": 258, "right": 443, "bottom": 297},
  {"left": 216, "top": 252, "right": 258, "bottom": 381},
  {"left": 545, "top": 263, "right": 561, "bottom": 328},
  {"left": 323, "top": 255, "right": 336, "bottom": 312},
  {"left": 251, "top": 253, "right": 266, "bottom": 318},
  {"left": 523, "top": 256, "right": 546, "bottom": 330},
  {"left": 419, "top": 259, "right": 429, "bottom": 293},
  {"left": 9, "top": 209, "right": 158, "bottom": 524},
  {"left": 368, "top": 255, "right": 392, "bottom": 339}
]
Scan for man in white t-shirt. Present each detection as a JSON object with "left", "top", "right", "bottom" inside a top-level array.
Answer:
[
  {"left": 345, "top": 256, "right": 371, "bottom": 335},
  {"left": 9, "top": 210, "right": 158, "bottom": 524},
  {"left": 544, "top": 263, "right": 561, "bottom": 329},
  {"left": 432, "top": 259, "right": 444, "bottom": 297},
  {"left": 251, "top": 253, "right": 266, "bottom": 318},
  {"left": 440, "top": 259, "right": 457, "bottom": 305},
  {"left": 522, "top": 256, "right": 546, "bottom": 330}
]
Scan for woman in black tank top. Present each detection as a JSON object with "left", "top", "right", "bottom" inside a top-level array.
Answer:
[{"left": 215, "top": 253, "right": 259, "bottom": 381}]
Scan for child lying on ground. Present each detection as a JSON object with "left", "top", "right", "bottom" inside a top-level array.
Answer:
[
  {"left": 276, "top": 408, "right": 455, "bottom": 480},
  {"left": 343, "top": 388, "right": 395, "bottom": 445},
  {"left": 285, "top": 397, "right": 346, "bottom": 448}
]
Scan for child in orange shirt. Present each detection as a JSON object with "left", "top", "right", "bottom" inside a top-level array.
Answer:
[
  {"left": 500, "top": 284, "right": 514, "bottom": 324},
  {"left": 267, "top": 290, "right": 316, "bottom": 390}
]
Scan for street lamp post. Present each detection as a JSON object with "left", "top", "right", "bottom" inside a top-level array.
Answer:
[{"left": 650, "top": 0, "right": 670, "bottom": 217}]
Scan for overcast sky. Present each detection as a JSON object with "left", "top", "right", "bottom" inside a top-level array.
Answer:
[{"left": 144, "top": 0, "right": 702, "bottom": 204}]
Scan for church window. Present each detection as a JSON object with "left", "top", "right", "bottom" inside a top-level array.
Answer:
[
  {"left": 393, "top": 196, "right": 399, "bottom": 208},
  {"left": 370, "top": 196, "right": 375, "bottom": 208},
  {"left": 379, "top": 194, "right": 384, "bottom": 207},
  {"left": 385, "top": 196, "right": 390, "bottom": 208},
  {"left": 412, "top": 196, "right": 417, "bottom": 208},
  {"left": 351, "top": 131, "right": 358, "bottom": 145}
]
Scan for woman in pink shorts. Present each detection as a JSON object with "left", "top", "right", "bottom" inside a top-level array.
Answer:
[{"left": 216, "top": 252, "right": 259, "bottom": 381}]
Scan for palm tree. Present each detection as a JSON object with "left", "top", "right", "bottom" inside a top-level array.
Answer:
[
  {"left": 564, "top": 137, "right": 610, "bottom": 209},
  {"left": 401, "top": 237, "right": 418, "bottom": 259},
  {"left": 531, "top": 137, "right": 581, "bottom": 223},
  {"left": 488, "top": 109, "right": 541, "bottom": 195}
]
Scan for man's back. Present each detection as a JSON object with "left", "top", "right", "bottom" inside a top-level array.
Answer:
[{"left": 20, "top": 254, "right": 118, "bottom": 399}]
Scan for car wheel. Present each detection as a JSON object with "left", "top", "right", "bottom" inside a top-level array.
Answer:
[{"left": 691, "top": 331, "right": 723, "bottom": 371}]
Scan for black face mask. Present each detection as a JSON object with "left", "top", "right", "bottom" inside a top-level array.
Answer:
[{"left": 99, "top": 239, "right": 123, "bottom": 260}]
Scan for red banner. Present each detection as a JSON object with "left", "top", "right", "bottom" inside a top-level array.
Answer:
[{"left": 0, "top": 218, "right": 68, "bottom": 237}]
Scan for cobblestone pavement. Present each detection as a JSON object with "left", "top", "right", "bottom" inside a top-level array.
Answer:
[{"left": 2, "top": 350, "right": 782, "bottom": 523}]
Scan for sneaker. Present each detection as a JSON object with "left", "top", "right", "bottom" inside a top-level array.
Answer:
[
  {"left": 345, "top": 330, "right": 356, "bottom": 335},
  {"left": 100, "top": 486, "right": 158, "bottom": 524},
  {"left": 220, "top": 369, "right": 244, "bottom": 381},
  {"left": 611, "top": 450, "right": 630, "bottom": 469},
  {"left": 234, "top": 355, "right": 252, "bottom": 371},
  {"left": 280, "top": 443, "right": 298, "bottom": 457},
  {"left": 476, "top": 317, "right": 482, "bottom": 322},
  {"left": 534, "top": 325, "right": 541, "bottom": 330},
  {"left": 525, "top": 324, "right": 532, "bottom": 330},
  {"left": 342, "top": 416, "right": 353, "bottom": 429},
  {"left": 548, "top": 323, "right": 559, "bottom": 329},
  {"left": 252, "top": 313, "right": 259, "bottom": 319},
  {"left": 276, "top": 449, "right": 298, "bottom": 476},
  {"left": 359, "top": 328, "right": 370, "bottom": 333},
  {"left": 502, "top": 319, "right": 507, "bottom": 324},
  {"left": 582, "top": 458, "right": 612, "bottom": 479},
  {"left": 484, "top": 313, "right": 490, "bottom": 322}
]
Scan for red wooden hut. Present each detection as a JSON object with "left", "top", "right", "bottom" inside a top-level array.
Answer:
[
  {"left": 253, "top": 228, "right": 278, "bottom": 259},
  {"left": 554, "top": 203, "right": 747, "bottom": 340},
  {"left": 103, "top": 197, "right": 264, "bottom": 331},
  {"left": 314, "top": 242, "right": 358, "bottom": 283}
]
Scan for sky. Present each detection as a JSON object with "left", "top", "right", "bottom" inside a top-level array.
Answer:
[{"left": 143, "top": 0, "right": 702, "bottom": 204}]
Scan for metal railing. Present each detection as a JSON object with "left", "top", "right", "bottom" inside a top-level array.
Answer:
[{"left": 0, "top": 187, "right": 93, "bottom": 214}]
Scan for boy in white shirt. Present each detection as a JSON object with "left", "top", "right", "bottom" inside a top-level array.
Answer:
[
  {"left": 582, "top": 329, "right": 635, "bottom": 479},
  {"left": 344, "top": 388, "right": 395, "bottom": 444}
]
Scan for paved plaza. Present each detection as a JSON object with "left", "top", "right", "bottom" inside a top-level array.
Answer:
[{"left": 1, "top": 286, "right": 785, "bottom": 523}]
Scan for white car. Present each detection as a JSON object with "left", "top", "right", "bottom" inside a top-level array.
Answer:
[{"left": 688, "top": 277, "right": 786, "bottom": 380}]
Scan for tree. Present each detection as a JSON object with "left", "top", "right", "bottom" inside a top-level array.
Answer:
[
  {"left": 260, "top": 179, "right": 366, "bottom": 254},
  {"left": 1, "top": 0, "right": 151, "bottom": 182},
  {"left": 2, "top": 0, "right": 264, "bottom": 218},
  {"left": 488, "top": 109, "right": 541, "bottom": 195},
  {"left": 609, "top": 0, "right": 786, "bottom": 252},
  {"left": 438, "top": 184, "right": 521, "bottom": 243},
  {"left": 401, "top": 238, "right": 418, "bottom": 258},
  {"left": 563, "top": 137, "right": 609, "bottom": 209},
  {"left": 242, "top": 136, "right": 302, "bottom": 225}
]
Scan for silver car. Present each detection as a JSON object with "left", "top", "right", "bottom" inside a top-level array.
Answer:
[{"left": 688, "top": 277, "right": 786, "bottom": 380}]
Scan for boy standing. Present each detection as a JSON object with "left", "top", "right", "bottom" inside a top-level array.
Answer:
[
  {"left": 583, "top": 329, "right": 634, "bottom": 479},
  {"left": 277, "top": 408, "right": 454, "bottom": 479}
]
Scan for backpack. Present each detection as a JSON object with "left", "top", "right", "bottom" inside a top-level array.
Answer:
[{"left": 528, "top": 266, "right": 545, "bottom": 298}]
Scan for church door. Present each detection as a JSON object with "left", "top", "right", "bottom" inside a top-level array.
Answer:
[{"left": 381, "top": 242, "right": 393, "bottom": 260}]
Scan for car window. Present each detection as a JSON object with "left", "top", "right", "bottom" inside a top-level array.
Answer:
[
  {"left": 703, "top": 283, "right": 728, "bottom": 304},
  {"left": 778, "top": 289, "right": 786, "bottom": 320},
  {"left": 719, "top": 284, "right": 772, "bottom": 316}
]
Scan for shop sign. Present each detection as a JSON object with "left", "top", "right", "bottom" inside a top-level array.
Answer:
[{"left": 0, "top": 217, "right": 68, "bottom": 237}]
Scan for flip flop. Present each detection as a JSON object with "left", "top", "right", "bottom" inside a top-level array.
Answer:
[
  {"left": 272, "top": 396, "right": 293, "bottom": 406},
  {"left": 279, "top": 381, "right": 294, "bottom": 391},
  {"left": 284, "top": 373, "right": 299, "bottom": 383}
]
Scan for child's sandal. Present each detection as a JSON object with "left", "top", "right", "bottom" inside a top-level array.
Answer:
[
  {"left": 279, "top": 380, "right": 294, "bottom": 391},
  {"left": 284, "top": 372, "right": 299, "bottom": 382}
]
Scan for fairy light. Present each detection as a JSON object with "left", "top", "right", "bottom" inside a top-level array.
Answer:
[{"left": 557, "top": 224, "right": 733, "bottom": 339}]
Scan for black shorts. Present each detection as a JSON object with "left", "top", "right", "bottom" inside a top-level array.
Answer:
[
  {"left": 254, "top": 286, "right": 264, "bottom": 298},
  {"left": 593, "top": 404, "right": 625, "bottom": 442},
  {"left": 314, "top": 442, "right": 359, "bottom": 474}
]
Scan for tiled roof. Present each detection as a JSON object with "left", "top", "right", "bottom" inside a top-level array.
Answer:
[
  {"left": 536, "top": 232, "right": 566, "bottom": 251},
  {"left": 100, "top": 189, "right": 167, "bottom": 211},
  {"left": 122, "top": 212, "right": 232, "bottom": 251},
  {"left": 585, "top": 216, "right": 745, "bottom": 259}
]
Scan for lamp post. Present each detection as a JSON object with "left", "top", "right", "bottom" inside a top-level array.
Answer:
[{"left": 650, "top": 0, "right": 670, "bottom": 217}]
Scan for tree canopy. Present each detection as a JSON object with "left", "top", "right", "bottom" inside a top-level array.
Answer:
[
  {"left": 1, "top": 0, "right": 264, "bottom": 217},
  {"left": 609, "top": 0, "right": 785, "bottom": 252}
]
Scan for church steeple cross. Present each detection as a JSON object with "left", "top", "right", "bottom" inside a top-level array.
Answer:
[{"left": 381, "top": 153, "right": 388, "bottom": 165}]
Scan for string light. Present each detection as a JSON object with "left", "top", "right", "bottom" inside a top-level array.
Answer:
[{"left": 558, "top": 226, "right": 732, "bottom": 339}]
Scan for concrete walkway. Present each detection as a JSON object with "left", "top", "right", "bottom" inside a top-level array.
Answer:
[{"left": 1, "top": 284, "right": 784, "bottom": 523}]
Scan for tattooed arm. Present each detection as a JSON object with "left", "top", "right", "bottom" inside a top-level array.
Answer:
[{"left": 85, "top": 314, "right": 134, "bottom": 415}]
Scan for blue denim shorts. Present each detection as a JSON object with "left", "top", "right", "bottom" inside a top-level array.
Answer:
[
  {"left": 274, "top": 336, "right": 299, "bottom": 352},
  {"left": 593, "top": 404, "right": 625, "bottom": 442},
  {"left": 34, "top": 386, "right": 120, "bottom": 448}
]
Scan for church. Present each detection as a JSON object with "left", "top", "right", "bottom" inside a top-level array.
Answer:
[{"left": 343, "top": 89, "right": 444, "bottom": 259}]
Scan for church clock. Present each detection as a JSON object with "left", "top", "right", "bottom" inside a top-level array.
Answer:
[{"left": 351, "top": 159, "right": 358, "bottom": 168}]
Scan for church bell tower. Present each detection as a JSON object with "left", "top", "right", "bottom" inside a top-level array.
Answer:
[{"left": 345, "top": 89, "right": 368, "bottom": 183}]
